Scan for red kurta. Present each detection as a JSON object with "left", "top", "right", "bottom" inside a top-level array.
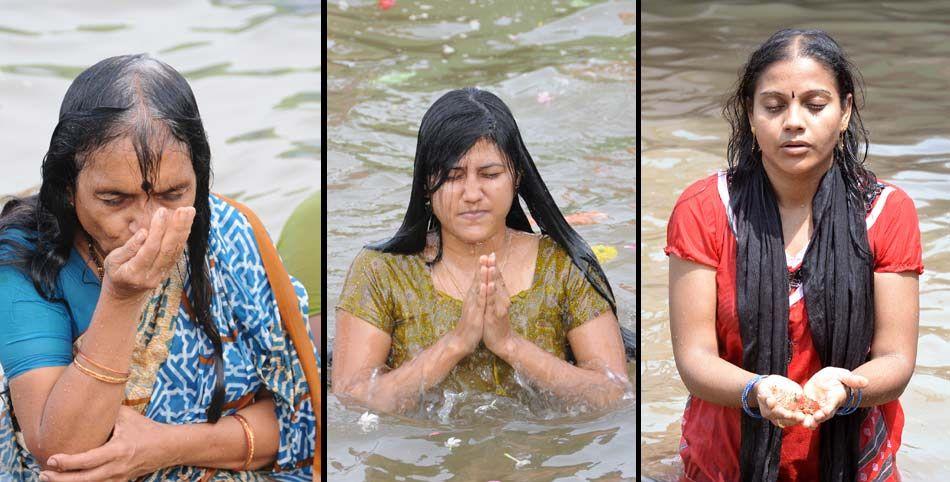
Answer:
[{"left": 665, "top": 172, "right": 923, "bottom": 482}]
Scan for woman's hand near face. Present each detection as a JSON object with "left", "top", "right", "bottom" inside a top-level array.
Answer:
[
  {"left": 449, "top": 256, "right": 488, "bottom": 356},
  {"left": 102, "top": 206, "right": 195, "bottom": 302},
  {"left": 482, "top": 253, "right": 516, "bottom": 356}
]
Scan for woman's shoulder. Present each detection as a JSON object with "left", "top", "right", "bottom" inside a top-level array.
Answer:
[
  {"left": 667, "top": 171, "right": 731, "bottom": 233},
  {"left": 865, "top": 180, "right": 923, "bottom": 274},
  {"left": 673, "top": 172, "right": 723, "bottom": 208},
  {"left": 866, "top": 180, "right": 917, "bottom": 229},
  {"left": 347, "top": 246, "right": 419, "bottom": 279}
]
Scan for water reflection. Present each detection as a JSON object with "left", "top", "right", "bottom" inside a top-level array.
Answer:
[{"left": 641, "top": 1, "right": 950, "bottom": 479}]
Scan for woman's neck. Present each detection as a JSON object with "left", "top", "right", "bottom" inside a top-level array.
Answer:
[
  {"left": 440, "top": 227, "right": 509, "bottom": 266},
  {"left": 762, "top": 161, "right": 831, "bottom": 211}
]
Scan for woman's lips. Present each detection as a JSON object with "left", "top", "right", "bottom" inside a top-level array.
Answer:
[
  {"left": 459, "top": 210, "right": 489, "bottom": 220},
  {"left": 780, "top": 142, "right": 811, "bottom": 155}
]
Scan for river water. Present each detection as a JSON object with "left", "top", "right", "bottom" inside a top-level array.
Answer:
[
  {"left": 326, "top": 0, "right": 636, "bottom": 479},
  {"left": 641, "top": 1, "right": 950, "bottom": 480},
  {"left": 0, "top": 0, "right": 322, "bottom": 236}
]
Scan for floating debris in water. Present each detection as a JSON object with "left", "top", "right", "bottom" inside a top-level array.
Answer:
[
  {"left": 443, "top": 45, "right": 456, "bottom": 55},
  {"left": 358, "top": 411, "right": 379, "bottom": 432},
  {"left": 378, "top": 0, "right": 395, "bottom": 10},
  {"left": 445, "top": 437, "right": 462, "bottom": 448},
  {"left": 536, "top": 91, "right": 553, "bottom": 104},
  {"left": 504, "top": 452, "right": 530, "bottom": 468},
  {"left": 469, "top": 19, "right": 481, "bottom": 31},
  {"left": 592, "top": 244, "right": 618, "bottom": 264},
  {"left": 565, "top": 211, "right": 607, "bottom": 226},
  {"left": 474, "top": 399, "right": 498, "bottom": 414},
  {"left": 338, "top": 0, "right": 349, "bottom": 11},
  {"left": 376, "top": 71, "right": 417, "bottom": 86}
]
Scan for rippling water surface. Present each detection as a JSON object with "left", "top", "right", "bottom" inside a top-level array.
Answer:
[
  {"left": 0, "top": 0, "right": 321, "bottom": 234},
  {"left": 327, "top": 0, "right": 635, "bottom": 479},
  {"left": 641, "top": 2, "right": 950, "bottom": 480}
]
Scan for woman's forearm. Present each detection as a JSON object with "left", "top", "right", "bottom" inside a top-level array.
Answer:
[
  {"left": 163, "top": 397, "right": 280, "bottom": 471},
  {"left": 337, "top": 332, "right": 470, "bottom": 414},
  {"left": 31, "top": 291, "right": 144, "bottom": 461},
  {"left": 493, "top": 334, "right": 630, "bottom": 408},
  {"left": 674, "top": 348, "right": 758, "bottom": 408},
  {"left": 851, "top": 353, "right": 915, "bottom": 407}
]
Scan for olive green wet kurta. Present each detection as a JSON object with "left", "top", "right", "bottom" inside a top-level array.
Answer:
[{"left": 337, "top": 235, "right": 610, "bottom": 396}]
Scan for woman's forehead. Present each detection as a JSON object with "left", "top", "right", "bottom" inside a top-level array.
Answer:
[
  {"left": 454, "top": 140, "right": 508, "bottom": 168},
  {"left": 80, "top": 137, "right": 193, "bottom": 191},
  {"left": 755, "top": 56, "right": 840, "bottom": 96}
]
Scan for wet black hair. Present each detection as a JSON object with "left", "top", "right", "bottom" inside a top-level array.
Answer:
[
  {"left": 0, "top": 54, "right": 226, "bottom": 422},
  {"left": 724, "top": 30, "right": 876, "bottom": 482},
  {"left": 371, "top": 87, "right": 635, "bottom": 360}
]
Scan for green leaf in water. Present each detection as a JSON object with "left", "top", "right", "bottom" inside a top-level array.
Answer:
[{"left": 376, "top": 71, "right": 416, "bottom": 86}]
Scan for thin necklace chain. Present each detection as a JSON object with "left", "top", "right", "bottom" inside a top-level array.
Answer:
[
  {"left": 441, "top": 228, "right": 512, "bottom": 298},
  {"left": 86, "top": 234, "right": 105, "bottom": 281}
]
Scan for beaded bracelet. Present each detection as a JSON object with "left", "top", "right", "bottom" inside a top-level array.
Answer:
[{"left": 741, "top": 374, "right": 766, "bottom": 419}]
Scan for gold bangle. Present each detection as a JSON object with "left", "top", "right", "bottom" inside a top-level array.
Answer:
[
  {"left": 232, "top": 413, "right": 255, "bottom": 471},
  {"left": 72, "top": 358, "right": 129, "bottom": 384},
  {"left": 77, "top": 351, "right": 130, "bottom": 377}
]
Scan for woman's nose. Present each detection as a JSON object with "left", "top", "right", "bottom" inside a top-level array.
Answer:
[
  {"left": 460, "top": 176, "right": 483, "bottom": 203},
  {"left": 128, "top": 200, "right": 160, "bottom": 234},
  {"left": 783, "top": 103, "right": 805, "bottom": 132}
]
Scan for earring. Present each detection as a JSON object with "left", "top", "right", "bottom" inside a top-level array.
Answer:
[
  {"left": 751, "top": 128, "right": 759, "bottom": 153},
  {"left": 838, "top": 132, "right": 845, "bottom": 151}
]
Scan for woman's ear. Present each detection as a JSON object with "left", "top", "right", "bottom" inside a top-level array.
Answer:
[{"left": 840, "top": 93, "right": 853, "bottom": 131}]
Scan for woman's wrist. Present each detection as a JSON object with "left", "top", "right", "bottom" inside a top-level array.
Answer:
[
  {"left": 153, "top": 420, "right": 187, "bottom": 469},
  {"left": 446, "top": 327, "right": 479, "bottom": 358},
  {"left": 488, "top": 332, "right": 521, "bottom": 363},
  {"left": 98, "top": 279, "right": 149, "bottom": 310}
]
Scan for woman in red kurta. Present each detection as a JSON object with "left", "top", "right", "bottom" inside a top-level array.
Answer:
[
  {"left": 666, "top": 29, "right": 922, "bottom": 482},
  {"left": 667, "top": 172, "right": 922, "bottom": 481}
]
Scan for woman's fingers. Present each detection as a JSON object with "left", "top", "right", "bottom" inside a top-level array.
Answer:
[
  {"left": 149, "top": 207, "right": 193, "bottom": 275},
  {"left": 124, "top": 207, "right": 169, "bottom": 274},
  {"left": 40, "top": 465, "right": 119, "bottom": 482},
  {"left": 108, "top": 229, "right": 147, "bottom": 266},
  {"left": 841, "top": 372, "right": 869, "bottom": 389},
  {"left": 477, "top": 265, "right": 488, "bottom": 311},
  {"left": 46, "top": 442, "right": 121, "bottom": 472}
]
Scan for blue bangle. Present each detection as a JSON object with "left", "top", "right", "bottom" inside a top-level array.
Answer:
[
  {"left": 838, "top": 387, "right": 863, "bottom": 415},
  {"left": 742, "top": 374, "right": 766, "bottom": 419},
  {"left": 836, "top": 386, "right": 856, "bottom": 415}
]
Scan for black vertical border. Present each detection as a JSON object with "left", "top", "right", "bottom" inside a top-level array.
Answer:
[
  {"left": 635, "top": 0, "right": 642, "bottom": 479},
  {"left": 320, "top": 0, "right": 328, "bottom": 479}
]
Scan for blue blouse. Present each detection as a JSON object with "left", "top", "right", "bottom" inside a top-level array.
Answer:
[{"left": 0, "top": 239, "right": 100, "bottom": 380}]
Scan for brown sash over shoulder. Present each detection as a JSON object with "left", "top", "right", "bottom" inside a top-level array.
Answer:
[{"left": 216, "top": 194, "right": 322, "bottom": 479}]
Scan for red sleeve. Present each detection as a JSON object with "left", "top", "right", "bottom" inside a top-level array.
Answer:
[
  {"left": 665, "top": 176, "right": 723, "bottom": 268},
  {"left": 869, "top": 185, "right": 924, "bottom": 274}
]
